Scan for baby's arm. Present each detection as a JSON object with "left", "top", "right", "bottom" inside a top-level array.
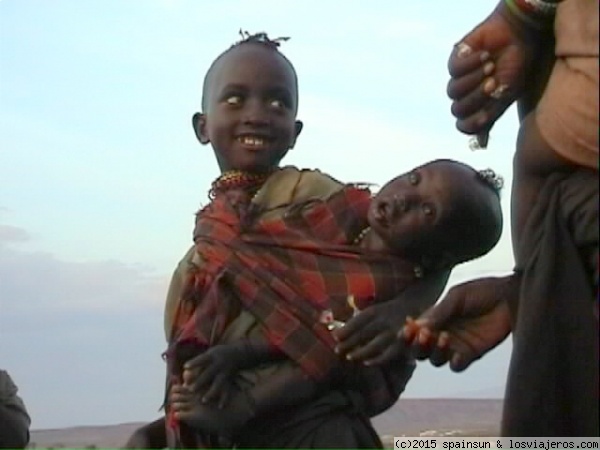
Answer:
[
  {"left": 172, "top": 361, "right": 332, "bottom": 439},
  {"left": 182, "top": 338, "right": 286, "bottom": 406}
]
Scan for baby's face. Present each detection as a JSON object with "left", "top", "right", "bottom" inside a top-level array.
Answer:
[{"left": 367, "top": 162, "right": 458, "bottom": 255}]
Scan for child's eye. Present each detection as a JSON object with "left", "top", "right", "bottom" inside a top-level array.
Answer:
[
  {"left": 269, "top": 98, "right": 286, "bottom": 109},
  {"left": 422, "top": 203, "right": 435, "bottom": 216},
  {"left": 408, "top": 172, "right": 420, "bottom": 185},
  {"left": 225, "top": 95, "right": 243, "bottom": 106}
]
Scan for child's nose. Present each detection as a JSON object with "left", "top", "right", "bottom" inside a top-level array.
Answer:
[{"left": 242, "top": 100, "right": 270, "bottom": 127}]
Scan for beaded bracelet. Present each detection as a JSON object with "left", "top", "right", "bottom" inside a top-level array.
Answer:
[{"left": 504, "top": 0, "right": 561, "bottom": 30}]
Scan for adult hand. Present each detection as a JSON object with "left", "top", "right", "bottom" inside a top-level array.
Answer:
[
  {"left": 332, "top": 301, "right": 405, "bottom": 366},
  {"left": 447, "top": 3, "right": 541, "bottom": 137},
  {"left": 401, "top": 275, "right": 517, "bottom": 372}
]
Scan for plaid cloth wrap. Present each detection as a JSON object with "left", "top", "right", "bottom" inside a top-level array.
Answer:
[
  {"left": 175, "top": 185, "right": 417, "bottom": 371},
  {"left": 165, "top": 186, "right": 419, "bottom": 445}
]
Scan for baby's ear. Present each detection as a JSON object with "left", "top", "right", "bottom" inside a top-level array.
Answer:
[
  {"left": 438, "top": 250, "right": 460, "bottom": 270},
  {"left": 192, "top": 112, "right": 210, "bottom": 145},
  {"left": 421, "top": 251, "right": 457, "bottom": 272}
]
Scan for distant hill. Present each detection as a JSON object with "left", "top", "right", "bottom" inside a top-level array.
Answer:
[{"left": 29, "top": 398, "right": 502, "bottom": 448}]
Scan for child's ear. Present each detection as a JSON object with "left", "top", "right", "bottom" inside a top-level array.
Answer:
[
  {"left": 289, "top": 120, "right": 303, "bottom": 149},
  {"left": 192, "top": 112, "right": 210, "bottom": 145}
]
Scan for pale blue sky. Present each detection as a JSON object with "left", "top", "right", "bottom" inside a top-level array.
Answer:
[{"left": 1, "top": 0, "right": 519, "bottom": 430}]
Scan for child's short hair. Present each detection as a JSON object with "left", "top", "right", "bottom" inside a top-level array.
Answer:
[{"left": 201, "top": 31, "right": 297, "bottom": 112}]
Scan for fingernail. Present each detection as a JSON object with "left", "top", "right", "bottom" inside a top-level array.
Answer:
[
  {"left": 346, "top": 353, "right": 353, "bottom": 361},
  {"left": 477, "top": 113, "right": 489, "bottom": 126},
  {"left": 456, "top": 42, "right": 472, "bottom": 58},
  {"left": 334, "top": 346, "right": 340, "bottom": 354},
  {"left": 483, "top": 61, "right": 495, "bottom": 75},
  {"left": 480, "top": 51, "right": 490, "bottom": 62},
  {"left": 438, "top": 332, "right": 450, "bottom": 348},
  {"left": 483, "top": 77, "right": 496, "bottom": 94}
]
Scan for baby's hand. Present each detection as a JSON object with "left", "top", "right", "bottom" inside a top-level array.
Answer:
[
  {"left": 182, "top": 344, "right": 244, "bottom": 408},
  {"left": 170, "top": 383, "right": 255, "bottom": 438}
]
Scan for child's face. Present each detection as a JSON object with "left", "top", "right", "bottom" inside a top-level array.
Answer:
[
  {"left": 194, "top": 44, "right": 302, "bottom": 173},
  {"left": 367, "top": 162, "right": 458, "bottom": 255}
]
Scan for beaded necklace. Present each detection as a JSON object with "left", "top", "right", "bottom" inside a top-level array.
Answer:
[{"left": 208, "top": 170, "right": 273, "bottom": 200}]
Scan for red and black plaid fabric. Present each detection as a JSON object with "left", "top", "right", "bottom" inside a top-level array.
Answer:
[
  {"left": 166, "top": 186, "right": 418, "bottom": 446},
  {"left": 175, "top": 186, "right": 416, "bottom": 372}
]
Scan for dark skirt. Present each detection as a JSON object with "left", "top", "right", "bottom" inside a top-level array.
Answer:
[
  {"left": 502, "top": 170, "right": 599, "bottom": 436},
  {"left": 235, "top": 390, "right": 383, "bottom": 448}
]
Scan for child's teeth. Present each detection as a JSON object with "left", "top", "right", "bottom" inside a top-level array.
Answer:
[{"left": 241, "top": 137, "right": 264, "bottom": 145}]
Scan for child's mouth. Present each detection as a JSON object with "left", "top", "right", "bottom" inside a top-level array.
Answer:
[{"left": 237, "top": 135, "right": 270, "bottom": 149}]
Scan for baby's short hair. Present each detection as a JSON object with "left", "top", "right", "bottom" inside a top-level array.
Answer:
[{"left": 440, "top": 167, "right": 504, "bottom": 266}]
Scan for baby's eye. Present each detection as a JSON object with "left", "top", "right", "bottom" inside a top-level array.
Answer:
[
  {"left": 408, "top": 172, "right": 420, "bottom": 185},
  {"left": 422, "top": 203, "right": 435, "bottom": 216},
  {"left": 225, "top": 95, "right": 243, "bottom": 106}
]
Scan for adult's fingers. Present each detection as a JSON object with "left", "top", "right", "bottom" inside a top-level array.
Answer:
[
  {"left": 448, "top": 45, "right": 491, "bottom": 78},
  {"left": 447, "top": 61, "right": 495, "bottom": 100},
  {"left": 183, "top": 352, "right": 209, "bottom": 370},
  {"left": 451, "top": 77, "right": 497, "bottom": 120},
  {"left": 449, "top": 352, "right": 476, "bottom": 373},
  {"left": 455, "top": 97, "right": 510, "bottom": 135},
  {"left": 409, "top": 327, "right": 439, "bottom": 361},
  {"left": 427, "top": 332, "right": 453, "bottom": 367}
]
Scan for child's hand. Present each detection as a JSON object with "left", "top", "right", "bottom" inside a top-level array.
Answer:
[
  {"left": 182, "top": 344, "right": 246, "bottom": 408},
  {"left": 170, "top": 383, "right": 255, "bottom": 438}
]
